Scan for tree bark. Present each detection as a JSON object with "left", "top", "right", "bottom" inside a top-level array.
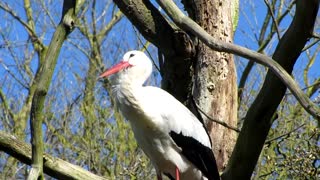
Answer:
[{"left": 186, "top": 0, "right": 238, "bottom": 170}]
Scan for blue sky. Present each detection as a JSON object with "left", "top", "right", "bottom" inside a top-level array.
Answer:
[
  {"left": 1, "top": 0, "right": 319, "bottom": 84},
  {"left": 235, "top": 0, "right": 320, "bottom": 100},
  {"left": 0, "top": 0, "right": 319, "bottom": 127}
]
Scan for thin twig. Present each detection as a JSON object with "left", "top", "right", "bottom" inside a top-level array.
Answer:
[
  {"left": 264, "top": 0, "right": 281, "bottom": 40},
  {"left": 0, "top": 60, "right": 29, "bottom": 90},
  {"left": 39, "top": 0, "right": 57, "bottom": 28},
  {"left": 133, "top": 27, "right": 161, "bottom": 72},
  {"left": 194, "top": 103, "right": 240, "bottom": 133},
  {"left": 265, "top": 123, "right": 305, "bottom": 144},
  {"left": 285, "top": 80, "right": 320, "bottom": 96},
  {"left": 98, "top": 10, "right": 123, "bottom": 39},
  {"left": 259, "top": 170, "right": 274, "bottom": 178},
  {"left": 0, "top": 30, "right": 31, "bottom": 88},
  {"left": 312, "top": 33, "right": 320, "bottom": 39},
  {"left": 0, "top": 2, "right": 44, "bottom": 49},
  {"left": 302, "top": 38, "right": 320, "bottom": 52},
  {"left": 67, "top": 39, "right": 90, "bottom": 58}
]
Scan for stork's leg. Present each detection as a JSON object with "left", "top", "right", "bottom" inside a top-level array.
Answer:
[
  {"left": 157, "top": 173, "right": 162, "bottom": 180},
  {"left": 175, "top": 167, "right": 180, "bottom": 180}
]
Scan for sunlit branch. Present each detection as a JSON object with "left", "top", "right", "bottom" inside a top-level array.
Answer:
[{"left": 0, "top": 131, "right": 106, "bottom": 180}]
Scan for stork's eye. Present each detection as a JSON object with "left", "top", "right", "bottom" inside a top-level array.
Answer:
[{"left": 129, "top": 53, "right": 135, "bottom": 58}]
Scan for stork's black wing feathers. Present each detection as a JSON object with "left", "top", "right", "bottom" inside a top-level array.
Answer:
[{"left": 169, "top": 131, "right": 220, "bottom": 180}]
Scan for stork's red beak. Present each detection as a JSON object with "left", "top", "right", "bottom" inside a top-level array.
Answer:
[{"left": 99, "top": 61, "right": 131, "bottom": 78}]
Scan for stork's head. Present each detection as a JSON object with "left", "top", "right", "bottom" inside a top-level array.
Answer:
[{"left": 99, "top": 50, "right": 153, "bottom": 85}]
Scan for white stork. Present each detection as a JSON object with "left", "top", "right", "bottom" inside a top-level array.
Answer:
[{"left": 99, "top": 50, "right": 220, "bottom": 180}]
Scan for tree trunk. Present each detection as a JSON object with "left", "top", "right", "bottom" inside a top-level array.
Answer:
[{"left": 188, "top": 1, "right": 238, "bottom": 170}]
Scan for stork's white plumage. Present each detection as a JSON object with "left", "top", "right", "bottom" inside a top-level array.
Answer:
[{"left": 100, "top": 51, "right": 220, "bottom": 180}]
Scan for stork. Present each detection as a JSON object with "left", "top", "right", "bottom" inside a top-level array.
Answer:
[{"left": 99, "top": 50, "right": 220, "bottom": 180}]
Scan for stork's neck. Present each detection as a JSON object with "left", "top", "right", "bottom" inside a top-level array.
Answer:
[
  {"left": 110, "top": 73, "right": 145, "bottom": 106},
  {"left": 110, "top": 81, "right": 145, "bottom": 122},
  {"left": 113, "top": 74, "right": 146, "bottom": 88},
  {"left": 114, "top": 80, "right": 143, "bottom": 93},
  {"left": 110, "top": 63, "right": 152, "bottom": 106}
]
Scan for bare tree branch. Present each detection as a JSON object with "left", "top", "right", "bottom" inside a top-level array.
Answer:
[
  {"left": 265, "top": 123, "right": 305, "bottom": 144},
  {"left": 23, "top": 0, "right": 43, "bottom": 53},
  {"left": 0, "top": 2, "right": 44, "bottom": 50},
  {"left": 302, "top": 37, "right": 320, "bottom": 51},
  {"left": 195, "top": 102, "right": 240, "bottom": 133},
  {"left": 0, "top": 131, "right": 106, "bottom": 180},
  {"left": 264, "top": 0, "right": 281, "bottom": 39},
  {"left": 155, "top": 0, "right": 320, "bottom": 121},
  {"left": 239, "top": 0, "right": 296, "bottom": 104},
  {"left": 98, "top": 10, "right": 123, "bottom": 41},
  {"left": 28, "top": 1, "right": 82, "bottom": 179}
]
